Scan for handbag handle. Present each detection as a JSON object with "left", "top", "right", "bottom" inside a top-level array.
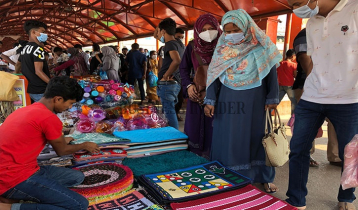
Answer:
[
  {"left": 265, "top": 109, "right": 274, "bottom": 135},
  {"left": 274, "top": 109, "right": 282, "bottom": 128}
]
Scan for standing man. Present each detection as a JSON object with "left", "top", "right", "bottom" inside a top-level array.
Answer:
[
  {"left": 277, "top": 49, "right": 297, "bottom": 115},
  {"left": 20, "top": 20, "right": 50, "bottom": 102},
  {"left": 174, "top": 27, "right": 185, "bottom": 121},
  {"left": 74, "top": 44, "right": 90, "bottom": 72},
  {"left": 119, "top": 47, "right": 129, "bottom": 83},
  {"left": 126, "top": 43, "right": 147, "bottom": 105},
  {"left": 157, "top": 18, "right": 185, "bottom": 129},
  {"left": 286, "top": 0, "right": 358, "bottom": 209},
  {"left": 0, "top": 76, "right": 99, "bottom": 210}
]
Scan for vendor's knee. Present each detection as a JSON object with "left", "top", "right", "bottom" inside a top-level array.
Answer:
[{"left": 72, "top": 170, "right": 85, "bottom": 185}]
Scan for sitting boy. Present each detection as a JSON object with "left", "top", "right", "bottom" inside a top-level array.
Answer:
[{"left": 0, "top": 76, "right": 99, "bottom": 210}]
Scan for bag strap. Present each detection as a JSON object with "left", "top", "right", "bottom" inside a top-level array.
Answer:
[
  {"left": 191, "top": 42, "right": 205, "bottom": 66},
  {"left": 265, "top": 109, "right": 274, "bottom": 135},
  {"left": 274, "top": 108, "right": 282, "bottom": 127}
]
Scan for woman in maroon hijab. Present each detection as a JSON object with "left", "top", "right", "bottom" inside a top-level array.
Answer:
[{"left": 179, "top": 14, "right": 222, "bottom": 159}]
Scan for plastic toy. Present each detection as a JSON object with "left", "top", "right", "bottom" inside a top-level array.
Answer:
[
  {"left": 88, "top": 108, "right": 106, "bottom": 122},
  {"left": 76, "top": 119, "right": 96, "bottom": 133}
]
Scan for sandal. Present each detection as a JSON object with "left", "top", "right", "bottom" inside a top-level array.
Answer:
[
  {"left": 262, "top": 183, "right": 278, "bottom": 194},
  {"left": 310, "top": 156, "right": 319, "bottom": 167},
  {"left": 339, "top": 202, "right": 356, "bottom": 210}
]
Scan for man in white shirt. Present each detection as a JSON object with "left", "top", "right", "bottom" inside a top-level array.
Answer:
[
  {"left": 286, "top": 0, "right": 358, "bottom": 209},
  {"left": 0, "top": 42, "right": 26, "bottom": 72}
]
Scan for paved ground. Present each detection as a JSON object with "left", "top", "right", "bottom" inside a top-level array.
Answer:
[{"left": 176, "top": 111, "right": 357, "bottom": 210}]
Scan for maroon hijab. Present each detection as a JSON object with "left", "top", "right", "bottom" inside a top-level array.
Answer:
[{"left": 192, "top": 14, "right": 222, "bottom": 69}]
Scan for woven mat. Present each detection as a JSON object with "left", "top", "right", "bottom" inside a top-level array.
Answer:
[
  {"left": 113, "top": 127, "right": 188, "bottom": 144},
  {"left": 139, "top": 161, "right": 251, "bottom": 203},
  {"left": 68, "top": 132, "right": 130, "bottom": 145},
  {"left": 88, "top": 190, "right": 163, "bottom": 210},
  {"left": 0, "top": 101, "right": 15, "bottom": 123},
  {"left": 171, "top": 184, "right": 297, "bottom": 210},
  {"left": 123, "top": 150, "right": 209, "bottom": 177},
  {"left": 71, "top": 163, "right": 134, "bottom": 205}
]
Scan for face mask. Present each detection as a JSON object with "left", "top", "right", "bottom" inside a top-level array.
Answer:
[
  {"left": 225, "top": 32, "right": 245, "bottom": 44},
  {"left": 293, "top": 0, "right": 319, "bottom": 19},
  {"left": 67, "top": 53, "right": 71, "bottom": 57},
  {"left": 36, "top": 32, "right": 48, "bottom": 43},
  {"left": 160, "top": 35, "right": 165, "bottom": 43},
  {"left": 152, "top": 55, "right": 157, "bottom": 60},
  {"left": 199, "top": 30, "right": 219, "bottom": 43}
]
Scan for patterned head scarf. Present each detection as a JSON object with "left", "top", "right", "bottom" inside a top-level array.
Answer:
[
  {"left": 206, "top": 9, "right": 282, "bottom": 90},
  {"left": 101, "top": 46, "right": 117, "bottom": 60},
  {"left": 192, "top": 14, "right": 222, "bottom": 69}
]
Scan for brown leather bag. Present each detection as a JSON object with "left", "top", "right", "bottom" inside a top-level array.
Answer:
[{"left": 192, "top": 48, "right": 208, "bottom": 106}]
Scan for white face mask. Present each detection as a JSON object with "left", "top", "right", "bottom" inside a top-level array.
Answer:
[
  {"left": 293, "top": 0, "right": 319, "bottom": 19},
  {"left": 225, "top": 32, "right": 245, "bottom": 44},
  {"left": 199, "top": 30, "right": 219, "bottom": 43},
  {"left": 152, "top": 55, "right": 157, "bottom": 60}
]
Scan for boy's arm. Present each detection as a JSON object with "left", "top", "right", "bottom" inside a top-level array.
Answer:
[
  {"left": 34, "top": 62, "right": 50, "bottom": 83},
  {"left": 162, "top": 50, "right": 181, "bottom": 81},
  {"left": 49, "top": 135, "right": 100, "bottom": 156}
]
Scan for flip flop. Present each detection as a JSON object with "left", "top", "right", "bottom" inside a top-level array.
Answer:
[
  {"left": 339, "top": 202, "right": 356, "bottom": 210},
  {"left": 309, "top": 157, "right": 319, "bottom": 167},
  {"left": 262, "top": 183, "right": 278, "bottom": 194}
]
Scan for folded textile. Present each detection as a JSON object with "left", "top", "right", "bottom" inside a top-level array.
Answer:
[
  {"left": 37, "top": 144, "right": 58, "bottom": 160},
  {"left": 68, "top": 132, "right": 130, "bottom": 145},
  {"left": 127, "top": 144, "right": 188, "bottom": 158},
  {"left": 125, "top": 140, "right": 187, "bottom": 151},
  {"left": 123, "top": 150, "right": 209, "bottom": 177},
  {"left": 171, "top": 184, "right": 297, "bottom": 210},
  {"left": 88, "top": 190, "right": 164, "bottom": 210},
  {"left": 71, "top": 163, "right": 134, "bottom": 205},
  {"left": 38, "top": 156, "right": 73, "bottom": 167},
  {"left": 113, "top": 127, "right": 188, "bottom": 143},
  {"left": 139, "top": 161, "right": 251, "bottom": 203},
  {"left": 74, "top": 149, "right": 127, "bottom": 161}
]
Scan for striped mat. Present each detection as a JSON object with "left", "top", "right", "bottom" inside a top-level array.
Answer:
[{"left": 171, "top": 185, "right": 297, "bottom": 210}]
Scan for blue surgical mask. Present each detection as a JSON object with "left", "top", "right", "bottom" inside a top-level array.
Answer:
[
  {"left": 160, "top": 35, "right": 165, "bottom": 43},
  {"left": 225, "top": 33, "right": 245, "bottom": 44},
  {"left": 36, "top": 32, "right": 48, "bottom": 43},
  {"left": 293, "top": 0, "right": 319, "bottom": 19},
  {"left": 67, "top": 53, "right": 71, "bottom": 57}
]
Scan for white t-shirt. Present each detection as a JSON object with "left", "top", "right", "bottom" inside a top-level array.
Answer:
[
  {"left": 302, "top": 0, "right": 358, "bottom": 104},
  {"left": 1, "top": 46, "right": 19, "bottom": 71}
]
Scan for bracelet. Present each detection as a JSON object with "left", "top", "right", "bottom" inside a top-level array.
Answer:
[{"left": 187, "top": 84, "right": 193, "bottom": 89}]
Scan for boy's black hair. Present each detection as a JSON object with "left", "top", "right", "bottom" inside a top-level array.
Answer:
[
  {"left": 85, "top": 50, "right": 90, "bottom": 53},
  {"left": 93, "top": 43, "right": 101, "bottom": 52},
  {"left": 122, "top": 47, "right": 128, "bottom": 51},
  {"left": 159, "top": 18, "right": 176, "bottom": 36},
  {"left": 74, "top": 44, "right": 82, "bottom": 49},
  {"left": 23, "top": 20, "right": 47, "bottom": 35},
  {"left": 286, "top": 49, "right": 295, "bottom": 58},
  {"left": 150, "top": 50, "right": 156, "bottom": 56},
  {"left": 110, "top": 45, "right": 119, "bottom": 53},
  {"left": 175, "top": 28, "right": 184, "bottom": 34},
  {"left": 132, "top": 43, "right": 139, "bottom": 50},
  {"left": 44, "top": 76, "right": 84, "bottom": 102},
  {"left": 53, "top": 47, "right": 63, "bottom": 53}
]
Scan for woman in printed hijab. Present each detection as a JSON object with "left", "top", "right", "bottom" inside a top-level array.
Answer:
[
  {"left": 179, "top": 13, "right": 222, "bottom": 160},
  {"left": 204, "top": 9, "right": 282, "bottom": 193},
  {"left": 101, "top": 46, "right": 120, "bottom": 81}
]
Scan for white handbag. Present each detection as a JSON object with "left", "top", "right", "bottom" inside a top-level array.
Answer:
[{"left": 262, "top": 109, "right": 290, "bottom": 167}]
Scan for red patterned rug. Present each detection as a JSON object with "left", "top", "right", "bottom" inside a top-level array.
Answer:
[{"left": 171, "top": 184, "right": 297, "bottom": 210}]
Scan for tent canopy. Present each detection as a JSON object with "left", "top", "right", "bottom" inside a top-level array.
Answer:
[{"left": 0, "top": 0, "right": 291, "bottom": 48}]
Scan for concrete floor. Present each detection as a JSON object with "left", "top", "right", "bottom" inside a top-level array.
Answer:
[{"left": 176, "top": 111, "right": 357, "bottom": 210}]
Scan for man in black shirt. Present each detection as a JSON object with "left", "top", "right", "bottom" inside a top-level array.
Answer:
[
  {"left": 20, "top": 20, "right": 50, "bottom": 102},
  {"left": 119, "top": 47, "right": 129, "bottom": 83},
  {"left": 157, "top": 18, "right": 185, "bottom": 129}
]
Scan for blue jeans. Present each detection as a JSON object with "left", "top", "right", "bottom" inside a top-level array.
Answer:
[
  {"left": 2, "top": 166, "right": 88, "bottom": 210},
  {"left": 279, "top": 86, "right": 297, "bottom": 115},
  {"left": 286, "top": 100, "right": 358, "bottom": 207},
  {"left": 29, "top": 93, "right": 44, "bottom": 102},
  {"left": 157, "top": 82, "right": 181, "bottom": 129}
]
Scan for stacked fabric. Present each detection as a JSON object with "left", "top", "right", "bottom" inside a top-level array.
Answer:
[
  {"left": 37, "top": 144, "right": 73, "bottom": 167},
  {"left": 73, "top": 148, "right": 128, "bottom": 165},
  {"left": 71, "top": 163, "right": 134, "bottom": 206},
  {"left": 113, "top": 127, "right": 189, "bottom": 158}
]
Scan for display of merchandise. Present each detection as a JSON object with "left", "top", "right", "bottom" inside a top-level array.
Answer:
[
  {"left": 170, "top": 184, "right": 297, "bottom": 210},
  {"left": 71, "top": 163, "right": 134, "bottom": 205},
  {"left": 138, "top": 161, "right": 251, "bottom": 203}
]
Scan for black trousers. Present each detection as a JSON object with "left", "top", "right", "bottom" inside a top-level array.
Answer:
[{"left": 128, "top": 77, "right": 145, "bottom": 101}]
